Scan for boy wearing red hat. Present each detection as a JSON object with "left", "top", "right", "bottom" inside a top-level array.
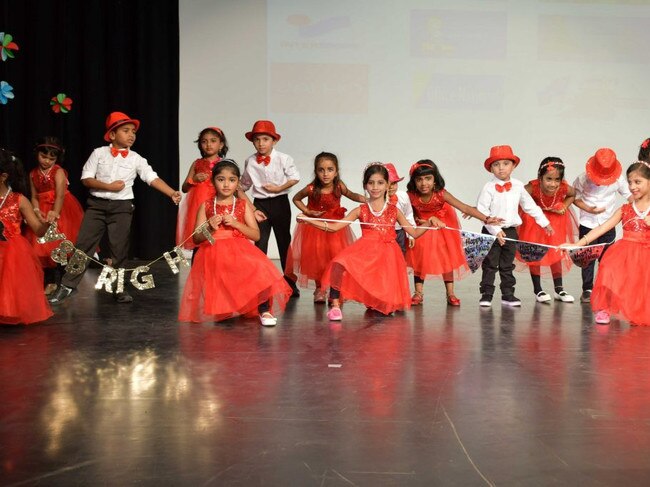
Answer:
[
  {"left": 572, "top": 148, "right": 632, "bottom": 303},
  {"left": 384, "top": 162, "right": 416, "bottom": 254},
  {"left": 49, "top": 111, "right": 182, "bottom": 304},
  {"left": 476, "top": 145, "right": 552, "bottom": 307},
  {"left": 240, "top": 120, "right": 301, "bottom": 296}
]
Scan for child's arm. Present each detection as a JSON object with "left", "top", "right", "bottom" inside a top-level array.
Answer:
[
  {"left": 236, "top": 189, "right": 268, "bottom": 222},
  {"left": 444, "top": 190, "right": 503, "bottom": 225},
  {"left": 561, "top": 208, "right": 622, "bottom": 247},
  {"left": 192, "top": 203, "right": 219, "bottom": 244},
  {"left": 82, "top": 177, "right": 126, "bottom": 193},
  {"left": 150, "top": 178, "right": 182, "bottom": 205},
  {"left": 46, "top": 169, "right": 67, "bottom": 223},
  {"left": 181, "top": 161, "right": 205, "bottom": 193},
  {"left": 29, "top": 176, "right": 44, "bottom": 222},
  {"left": 300, "top": 207, "right": 360, "bottom": 232},
  {"left": 263, "top": 179, "right": 299, "bottom": 194},
  {"left": 397, "top": 210, "right": 436, "bottom": 239},
  {"left": 339, "top": 181, "right": 366, "bottom": 203},
  {"left": 18, "top": 194, "right": 48, "bottom": 237},
  {"left": 549, "top": 185, "right": 575, "bottom": 215},
  {"left": 292, "top": 185, "right": 323, "bottom": 217},
  {"left": 221, "top": 203, "right": 261, "bottom": 242},
  {"left": 573, "top": 198, "right": 605, "bottom": 215},
  {"left": 520, "top": 190, "right": 553, "bottom": 235},
  {"left": 263, "top": 155, "right": 300, "bottom": 193}
]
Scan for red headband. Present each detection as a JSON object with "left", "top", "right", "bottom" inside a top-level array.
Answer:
[
  {"left": 641, "top": 139, "right": 650, "bottom": 149},
  {"left": 36, "top": 143, "right": 63, "bottom": 152},
  {"left": 409, "top": 162, "right": 432, "bottom": 176},
  {"left": 207, "top": 126, "right": 224, "bottom": 137}
]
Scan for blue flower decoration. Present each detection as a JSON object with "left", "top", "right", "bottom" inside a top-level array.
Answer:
[{"left": 0, "top": 81, "right": 14, "bottom": 104}]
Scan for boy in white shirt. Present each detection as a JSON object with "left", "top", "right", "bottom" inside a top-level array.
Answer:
[{"left": 384, "top": 163, "right": 415, "bottom": 254}]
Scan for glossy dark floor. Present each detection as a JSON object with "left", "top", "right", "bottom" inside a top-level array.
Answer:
[{"left": 2, "top": 262, "right": 650, "bottom": 486}]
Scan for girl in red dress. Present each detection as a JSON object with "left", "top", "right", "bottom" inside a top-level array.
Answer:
[
  {"left": 517, "top": 157, "right": 577, "bottom": 303},
  {"left": 303, "top": 163, "right": 441, "bottom": 320},
  {"left": 0, "top": 149, "right": 52, "bottom": 325},
  {"left": 176, "top": 127, "right": 228, "bottom": 251},
  {"left": 563, "top": 161, "right": 650, "bottom": 325},
  {"left": 406, "top": 160, "right": 498, "bottom": 307},
  {"left": 286, "top": 152, "right": 365, "bottom": 302},
  {"left": 178, "top": 159, "right": 291, "bottom": 326},
  {"left": 25, "top": 137, "right": 84, "bottom": 294}
]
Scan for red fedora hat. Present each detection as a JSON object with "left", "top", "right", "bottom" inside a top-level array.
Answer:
[
  {"left": 245, "top": 120, "right": 281, "bottom": 141},
  {"left": 104, "top": 111, "right": 140, "bottom": 142},
  {"left": 586, "top": 148, "right": 621, "bottom": 185},
  {"left": 383, "top": 162, "right": 404, "bottom": 183},
  {"left": 484, "top": 145, "right": 520, "bottom": 172}
]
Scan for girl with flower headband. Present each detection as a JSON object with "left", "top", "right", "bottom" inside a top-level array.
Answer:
[
  {"left": 561, "top": 161, "right": 650, "bottom": 325},
  {"left": 300, "top": 163, "right": 441, "bottom": 320},
  {"left": 0, "top": 149, "right": 53, "bottom": 324},
  {"left": 176, "top": 127, "right": 229, "bottom": 252},
  {"left": 285, "top": 152, "right": 365, "bottom": 303},
  {"left": 406, "top": 159, "right": 502, "bottom": 307},
  {"left": 516, "top": 157, "right": 578, "bottom": 303},
  {"left": 25, "top": 136, "right": 84, "bottom": 295}
]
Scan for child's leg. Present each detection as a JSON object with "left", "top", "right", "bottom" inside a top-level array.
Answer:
[
  {"left": 412, "top": 276, "right": 424, "bottom": 304},
  {"left": 268, "top": 195, "right": 292, "bottom": 272},
  {"left": 579, "top": 224, "right": 595, "bottom": 293},
  {"left": 498, "top": 228, "right": 517, "bottom": 298},
  {"left": 395, "top": 229, "right": 407, "bottom": 255},
  {"left": 551, "top": 261, "right": 575, "bottom": 302},
  {"left": 327, "top": 288, "right": 343, "bottom": 320},
  {"left": 444, "top": 273, "right": 460, "bottom": 306},
  {"left": 105, "top": 201, "right": 135, "bottom": 270},
  {"left": 479, "top": 229, "right": 501, "bottom": 298},
  {"left": 253, "top": 199, "right": 272, "bottom": 255},
  {"left": 530, "top": 264, "right": 542, "bottom": 294}
]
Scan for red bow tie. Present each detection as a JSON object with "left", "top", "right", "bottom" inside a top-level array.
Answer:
[
  {"left": 111, "top": 147, "right": 129, "bottom": 158},
  {"left": 495, "top": 182, "right": 512, "bottom": 193},
  {"left": 256, "top": 154, "right": 271, "bottom": 165}
]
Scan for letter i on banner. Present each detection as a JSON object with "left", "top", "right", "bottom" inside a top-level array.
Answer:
[
  {"left": 95, "top": 266, "right": 118, "bottom": 292},
  {"left": 164, "top": 247, "right": 190, "bottom": 274}
]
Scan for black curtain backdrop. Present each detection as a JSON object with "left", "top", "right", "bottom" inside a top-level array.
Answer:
[{"left": 0, "top": 0, "right": 179, "bottom": 259}]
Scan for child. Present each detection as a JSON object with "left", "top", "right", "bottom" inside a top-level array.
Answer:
[
  {"left": 572, "top": 148, "right": 632, "bottom": 303},
  {"left": 384, "top": 162, "right": 416, "bottom": 254},
  {"left": 477, "top": 145, "right": 553, "bottom": 307},
  {"left": 407, "top": 159, "right": 500, "bottom": 307},
  {"left": 240, "top": 120, "right": 301, "bottom": 297},
  {"left": 0, "top": 149, "right": 52, "bottom": 324},
  {"left": 285, "top": 152, "right": 365, "bottom": 302},
  {"left": 25, "top": 137, "right": 84, "bottom": 294},
  {"left": 176, "top": 127, "right": 228, "bottom": 250},
  {"left": 48, "top": 111, "right": 182, "bottom": 305},
  {"left": 562, "top": 161, "right": 650, "bottom": 325},
  {"left": 178, "top": 159, "right": 291, "bottom": 326},
  {"left": 302, "top": 163, "right": 441, "bottom": 320},
  {"left": 516, "top": 157, "right": 578, "bottom": 303}
]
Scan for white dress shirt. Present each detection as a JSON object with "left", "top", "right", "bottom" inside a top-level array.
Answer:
[
  {"left": 240, "top": 149, "right": 301, "bottom": 199},
  {"left": 476, "top": 176, "right": 550, "bottom": 236},
  {"left": 80, "top": 146, "right": 159, "bottom": 200},
  {"left": 572, "top": 172, "right": 632, "bottom": 228},
  {"left": 392, "top": 190, "right": 415, "bottom": 229}
]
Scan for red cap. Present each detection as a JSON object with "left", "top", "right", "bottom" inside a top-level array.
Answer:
[
  {"left": 383, "top": 163, "right": 403, "bottom": 182},
  {"left": 484, "top": 145, "right": 520, "bottom": 172},
  {"left": 245, "top": 120, "right": 281, "bottom": 141},
  {"left": 104, "top": 112, "right": 140, "bottom": 142},
  {"left": 586, "top": 148, "right": 621, "bottom": 186}
]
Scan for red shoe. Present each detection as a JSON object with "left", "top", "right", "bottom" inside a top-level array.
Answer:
[
  {"left": 411, "top": 292, "right": 424, "bottom": 306},
  {"left": 446, "top": 294, "right": 461, "bottom": 306}
]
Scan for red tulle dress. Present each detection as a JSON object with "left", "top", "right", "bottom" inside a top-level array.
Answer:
[
  {"left": 286, "top": 184, "right": 356, "bottom": 288},
  {"left": 516, "top": 180, "right": 577, "bottom": 274},
  {"left": 26, "top": 165, "right": 84, "bottom": 267},
  {"left": 591, "top": 203, "right": 650, "bottom": 325},
  {"left": 320, "top": 203, "right": 411, "bottom": 314},
  {"left": 176, "top": 158, "right": 219, "bottom": 249},
  {"left": 0, "top": 192, "right": 53, "bottom": 325},
  {"left": 405, "top": 190, "right": 469, "bottom": 280},
  {"left": 178, "top": 197, "right": 291, "bottom": 323}
]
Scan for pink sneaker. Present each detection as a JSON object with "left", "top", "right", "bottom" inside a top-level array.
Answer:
[
  {"left": 327, "top": 307, "right": 343, "bottom": 321},
  {"left": 595, "top": 310, "right": 610, "bottom": 324}
]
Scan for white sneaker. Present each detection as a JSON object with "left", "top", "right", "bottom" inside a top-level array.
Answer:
[
  {"left": 535, "top": 291, "right": 551, "bottom": 303},
  {"left": 554, "top": 290, "right": 575, "bottom": 303},
  {"left": 259, "top": 313, "right": 277, "bottom": 327}
]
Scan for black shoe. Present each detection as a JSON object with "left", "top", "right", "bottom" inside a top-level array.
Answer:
[
  {"left": 479, "top": 294, "right": 493, "bottom": 307},
  {"left": 501, "top": 295, "right": 522, "bottom": 307},
  {"left": 580, "top": 290, "right": 592, "bottom": 303},
  {"left": 48, "top": 285, "right": 75, "bottom": 304},
  {"left": 114, "top": 290, "right": 133, "bottom": 303}
]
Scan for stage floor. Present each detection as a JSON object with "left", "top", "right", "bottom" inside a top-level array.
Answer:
[{"left": 1, "top": 262, "right": 649, "bottom": 486}]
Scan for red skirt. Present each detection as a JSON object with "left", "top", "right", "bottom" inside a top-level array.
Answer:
[
  {"left": 176, "top": 182, "right": 216, "bottom": 249},
  {"left": 0, "top": 235, "right": 53, "bottom": 325},
  {"left": 320, "top": 233, "right": 411, "bottom": 314},
  {"left": 406, "top": 206, "right": 469, "bottom": 280},
  {"left": 178, "top": 235, "right": 291, "bottom": 323},
  {"left": 516, "top": 209, "right": 577, "bottom": 275},
  {"left": 285, "top": 221, "right": 356, "bottom": 288},
  {"left": 591, "top": 237, "right": 650, "bottom": 325},
  {"left": 27, "top": 190, "right": 84, "bottom": 268}
]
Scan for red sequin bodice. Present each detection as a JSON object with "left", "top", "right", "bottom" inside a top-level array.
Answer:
[
  {"left": 194, "top": 158, "right": 219, "bottom": 176},
  {"left": 0, "top": 192, "right": 23, "bottom": 239},
  {"left": 31, "top": 165, "right": 66, "bottom": 194},
  {"left": 307, "top": 184, "right": 346, "bottom": 219},
  {"left": 205, "top": 196, "right": 247, "bottom": 238},
  {"left": 359, "top": 203, "right": 397, "bottom": 242},
  {"left": 621, "top": 203, "right": 650, "bottom": 241},
  {"left": 529, "top": 179, "right": 569, "bottom": 212},
  {"left": 408, "top": 190, "right": 447, "bottom": 219}
]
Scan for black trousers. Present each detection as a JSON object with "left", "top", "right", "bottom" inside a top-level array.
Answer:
[
  {"left": 579, "top": 224, "right": 616, "bottom": 292},
  {"left": 479, "top": 227, "right": 518, "bottom": 297},
  {"left": 62, "top": 197, "right": 134, "bottom": 289},
  {"left": 253, "top": 194, "right": 292, "bottom": 271}
]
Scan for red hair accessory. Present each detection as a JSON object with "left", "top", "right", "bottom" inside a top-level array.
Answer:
[
  {"left": 36, "top": 143, "right": 63, "bottom": 152},
  {"left": 207, "top": 126, "right": 224, "bottom": 137},
  {"left": 641, "top": 139, "right": 650, "bottom": 149},
  {"left": 409, "top": 162, "right": 431, "bottom": 176}
]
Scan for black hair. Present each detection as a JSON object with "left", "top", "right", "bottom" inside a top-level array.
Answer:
[
  {"left": 406, "top": 159, "right": 446, "bottom": 193},
  {"left": 538, "top": 157, "right": 565, "bottom": 180},
  {"left": 211, "top": 159, "right": 240, "bottom": 179},
  {"left": 34, "top": 136, "right": 65, "bottom": 164},
  {"left": 311, "top": 152, "right": 342, "bottom": 202},
  {"left": 0, "top": 148, "right": 28, "bottom": 195},
  {"left": 638, "top": 138, "right": 650, "bottom": 163},
  {"left": 626, "top": 161, "right": 650, "bottom": 180},
  {"left": 362, "top": 163, "right": 389, "bottom": 200},
  {"left": 195, "top": 127, "right": 229, "bottom": 158}
]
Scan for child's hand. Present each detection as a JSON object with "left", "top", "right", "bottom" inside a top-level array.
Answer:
[
  {"left": 170, "top": 191, "right": 182, "bottom": 205},
  {"left": 589, "top": 206, "right": 606, "bottom": 214},
  {"left": 428, "top": 217, "right": 446, "bottom": 229},
  {"left": 485, "top": 216, "right": 505, "bottom": 225},
  {"left": 222, "top": 214, "right": 237, "bottom": 227},
  {"left": 208, "top": 215, "right": 222, "bottom": 230},
  {"left": 107, "top": 180, "right": 126, "bottom": 192},
  {"left": 305, "top": 209, "right": 325, "bottom": 217},
  {"left": 193, "top": 173, "right": 208, "bottom": 183},
  {"left": 408, "top": 237, "right": 415, "bottom": 249},
  {"left": 46, "top": 211, "right": 59, "bottom": 223},
  {"left": 254, "top": 209, "right": 267, "bottom": 222},
  {"left": 497, "top": 231, "right": 506, "bottom": 246},
  {"left": 33, "top": 207, "right": 46, "bottom": 223},
  {"left": 544, "top": 225, "right": 554, "bottom": 236},
  {"left": 262, "top": 183, "right": 282, "bottom": 193}
]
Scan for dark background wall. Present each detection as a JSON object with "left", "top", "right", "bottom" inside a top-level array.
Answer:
[{"left": 0, "top": 0, "right": 179, "bottom": 258}]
